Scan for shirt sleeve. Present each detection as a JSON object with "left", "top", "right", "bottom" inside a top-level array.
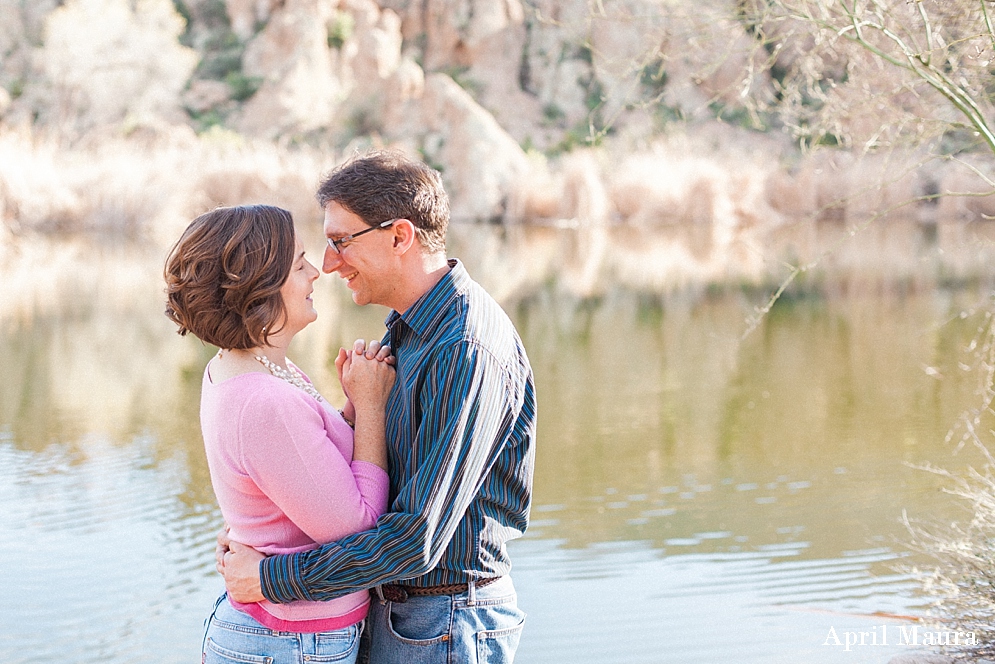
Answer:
[
  {"left": 260, "top": 341, "right": 517, "bottom": 603},
  {"left": 238, "top": 388, "right": 389, "bottom": 546}
]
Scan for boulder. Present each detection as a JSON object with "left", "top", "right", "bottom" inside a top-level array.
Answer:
[
  {"left": 226, "top": 0, "right": 283, "bottom": 41},
  {"left": 343, "top": 0, "right": 402, "bottom": 85},
  {"left": 182, "top": 80, "right": 231, "bottom": 114},
  {"left": 235, "top": 0, "right": 339, "bottom": 137},
  {"left": 416, "top": 73, "right": 530, "bottom": 221},
  {"left": 234, "top": 0, "right": 405, "bottom": 139}
]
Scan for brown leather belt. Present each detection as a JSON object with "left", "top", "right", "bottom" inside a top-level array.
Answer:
[{"left": 378, "top": 576, "right": 501, "bottom": 603}]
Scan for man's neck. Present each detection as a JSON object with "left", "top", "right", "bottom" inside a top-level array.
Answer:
[{"left": 391, "top": 254, "right": 451, "bottom": 314}]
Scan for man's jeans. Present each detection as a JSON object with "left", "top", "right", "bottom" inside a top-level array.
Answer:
[{"left": 361, "top": 576, "right": 525, "bottom": 664}]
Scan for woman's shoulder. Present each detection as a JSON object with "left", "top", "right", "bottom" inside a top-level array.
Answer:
[
  {"left": 209, "top": 371, "right": 317, "bottom": 410},
  {"left": 204, "top": 357, "right": 336, "bottom": 423}
]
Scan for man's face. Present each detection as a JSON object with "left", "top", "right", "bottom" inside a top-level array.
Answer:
[{"left": 322, "top": 201, "right": 396, "bottom": 308}]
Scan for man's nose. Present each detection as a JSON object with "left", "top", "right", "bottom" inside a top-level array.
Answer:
[{"left": 322, "top": 245, "right": 342, "bottom": 273}]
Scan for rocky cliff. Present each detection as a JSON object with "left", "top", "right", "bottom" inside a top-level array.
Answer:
[
  {"left": 1, "top": 0, "right": 992, "bottom": 288},
  {"left": 0, "top": 0, "right": 775, "bottom": 221}
]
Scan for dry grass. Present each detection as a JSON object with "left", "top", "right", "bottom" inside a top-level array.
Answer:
[
  {"left": 2, "top": 126, "right": 995, "bottom": 303},
  {"left": 898, "top": 313, "right": 995, "bottom": 660},
  {"left": 0, "top": 126, "right": 333, "bottom": 247},
  {"left": 904, "top": 453, "right": 995, "bottom": 660}
]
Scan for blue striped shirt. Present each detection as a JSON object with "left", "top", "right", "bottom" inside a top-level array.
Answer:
[{"left": 261, "top": 259, "right": 536, "bottom": 602}]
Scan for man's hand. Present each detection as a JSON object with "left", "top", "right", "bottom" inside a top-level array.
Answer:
[
  {"left": 215, "top": 525, "right": 230, "bottom": 575},
  {"left": 221, "top": 540, "right": 266, "bottom": 604}
]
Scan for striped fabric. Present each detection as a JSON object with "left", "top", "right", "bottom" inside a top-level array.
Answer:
[{"left": 261, "top": 259, "right": 536, "bottom": 603}]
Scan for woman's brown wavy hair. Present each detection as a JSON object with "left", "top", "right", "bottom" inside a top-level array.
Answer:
[{"left": 164, "top": 205, "right": 295, "bottom": 349}]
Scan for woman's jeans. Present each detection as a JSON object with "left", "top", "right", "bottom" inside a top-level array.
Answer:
[
  {"left": 202, "top": 594, "right": 362, "bottom": 664},
  {"left": 362, "top": 576, "right": 526, "bottom": 664}
]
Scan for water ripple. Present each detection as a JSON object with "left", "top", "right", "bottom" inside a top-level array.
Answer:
[{"left": 1, "top": 437, "right": 221, "bottom": 664}]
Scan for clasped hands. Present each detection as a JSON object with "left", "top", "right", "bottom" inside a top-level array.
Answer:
[{"left": 215, "top": 338, "right": 393, "bottom": 604}]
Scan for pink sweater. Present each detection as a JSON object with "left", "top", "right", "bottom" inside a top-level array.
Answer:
[{"left": 200, "top": 359, "right": 389, "bottom": 631}]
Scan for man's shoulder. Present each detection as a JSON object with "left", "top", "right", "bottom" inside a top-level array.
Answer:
[
  {"left": 436, "top": 278, "right": 527, "bottom": 368},
  {"left": 449, "top": 277, "right": 514, "bottom": 331}
]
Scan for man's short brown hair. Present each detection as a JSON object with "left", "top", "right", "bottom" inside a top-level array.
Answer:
[
  {"left": 316, "top": 150, "right": 450, "bottom": 253},
  {"left": 164, "top": 205, "right": 295, "bottom": 349}
]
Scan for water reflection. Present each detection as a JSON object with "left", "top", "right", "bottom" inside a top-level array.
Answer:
[
  {"left": 2, "top": 225, "right": 995, "bottom": 662},
  {"left": 513, "top": 539, "right": 917, "bottom": 664},
  {"left": 0, "top": 433, "right": 221, "bottom": 663}
]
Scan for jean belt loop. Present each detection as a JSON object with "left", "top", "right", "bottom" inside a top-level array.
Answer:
[
  {"left": 467, "top": 578, "right": 477, "bottom": 607},
  {"left": 375, "top": 585, "right": 386, "bottom": 604}
]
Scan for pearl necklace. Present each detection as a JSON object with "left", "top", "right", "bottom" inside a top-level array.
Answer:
[{"left": 253, "top": 354, "right": 324, "bottom": 402}]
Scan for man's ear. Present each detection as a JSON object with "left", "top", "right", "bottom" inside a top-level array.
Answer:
[{"left": 391, "top": 219, "right": 418, "bottom": 254}]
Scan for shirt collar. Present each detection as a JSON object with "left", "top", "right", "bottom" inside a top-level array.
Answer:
[{"left": 385, "top": 259, "right": 469, "bottom": 337}]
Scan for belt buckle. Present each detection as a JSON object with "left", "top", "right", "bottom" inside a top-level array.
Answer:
[{"left": 380, "top": 584, "right": 409, "bottom": 603}]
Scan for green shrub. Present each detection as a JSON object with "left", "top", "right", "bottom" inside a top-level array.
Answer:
[
  {"left": 225, "top": 72, "right": 262, "bottom": 101},
  {"left": 327, "top": 11, "right": 354, "bottom": 50}
]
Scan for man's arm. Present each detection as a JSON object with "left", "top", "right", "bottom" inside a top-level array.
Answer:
[{"left": 259, "top": 341, "right": 523, "bottom": 604}]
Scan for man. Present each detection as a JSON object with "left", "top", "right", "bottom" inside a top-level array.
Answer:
[{"left": 221, "top": 150, "right": 536, "bottom": 663}]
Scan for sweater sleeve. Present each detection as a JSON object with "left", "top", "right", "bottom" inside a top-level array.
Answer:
[{"left": 237, "top": 386, "right": 389, "bottom": 545}]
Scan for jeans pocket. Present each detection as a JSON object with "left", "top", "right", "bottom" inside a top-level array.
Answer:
[
  {"left": 312, "top": 624, "right": 362, "bottom": 662},
  {"left": 386, "top": 597, "right": 453, "bottom": 645},
  {"left": 204, "top": 637, "right": 274, "bottom": 664},
  {"left": 475, "top": 613, "right": 525, "bottom": 663}
]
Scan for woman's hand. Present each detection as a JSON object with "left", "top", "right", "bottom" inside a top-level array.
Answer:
[
  {"left": 341, "top": 341, "right": 396, "bottom": 413},
  {"left": 339, "top": 339, "right": 394, "bottom": 470},
  {"left": 337, "top": 340, "right": 395, "bottom": 414},
  {"left": 339, "top": 339, "right": 395, "bottom": 366}
]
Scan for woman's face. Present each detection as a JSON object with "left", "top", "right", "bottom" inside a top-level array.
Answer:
[{"left": 279, "top": 238, "right": 320, "bottom": 336}]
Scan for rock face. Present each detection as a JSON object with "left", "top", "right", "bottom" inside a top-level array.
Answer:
[
  {"left": 380, "top": 0, "right": 769, "bottom": 151},
  {"left": 225, "top": 0, "right": 529, "bottom": 219},
  {"left": 231, "top": 0, "right": 405, "bottom": 139},
  {"left": 4, "top": 0, "right": 971, "bottom": 231},
  {"left": 413, "top": 73, "right": 529, "bottom": 221},
  {"left": 226, "top": 0, "right": 283, "bottom": 41},
  {"left": 235, "top": 0, "right": 340, "bottom": 137}
]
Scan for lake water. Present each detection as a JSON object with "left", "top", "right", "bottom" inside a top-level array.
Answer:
[{"left": 3, "top": 224, "right": 995, "bottom": 663}]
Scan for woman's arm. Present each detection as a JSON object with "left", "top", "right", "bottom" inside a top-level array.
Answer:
[
  {"left": 334, "top": 339, "right": 394, "bottom": 439},
  {"left": 339, "top": 343, "right": 395, "bottom": 472},
  {"left": 236, "top": 385, "right": 389, "bottom": 544}
]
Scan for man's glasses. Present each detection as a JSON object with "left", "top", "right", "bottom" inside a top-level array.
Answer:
[{"left": 326, "top": 218, "right": 399, "bottom": 254}]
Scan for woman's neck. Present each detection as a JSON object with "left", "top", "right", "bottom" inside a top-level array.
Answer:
[
  {"left": 218, "top": 342, "right": 291, "bottom": 372},
  {"left": 239, "top": 344, "right": 289, "bottom": 368}
]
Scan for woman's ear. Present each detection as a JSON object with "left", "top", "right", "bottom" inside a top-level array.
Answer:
[{"left": 391, "top": 219, "right": 417, "bottom": 254}]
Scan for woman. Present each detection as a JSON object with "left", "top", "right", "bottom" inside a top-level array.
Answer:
[{"left": 163, "top": 205, "right": 394, "bottom": 664}]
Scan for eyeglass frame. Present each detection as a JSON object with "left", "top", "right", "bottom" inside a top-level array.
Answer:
[{"left": 326, "top": 218, "right": 400, "bottom": 254}]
